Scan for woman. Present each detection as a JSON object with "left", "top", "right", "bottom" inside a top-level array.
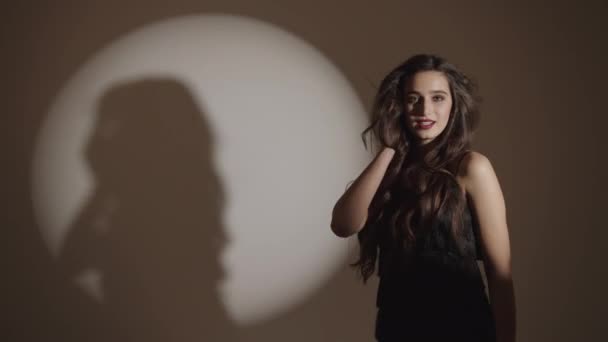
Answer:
[{"left": 330, "top": 54, "right": 516, "bottom": 341}]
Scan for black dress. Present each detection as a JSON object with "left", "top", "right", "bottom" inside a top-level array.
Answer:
[{"left": 374, "top": 195, "right": 496, "bottom": 341}]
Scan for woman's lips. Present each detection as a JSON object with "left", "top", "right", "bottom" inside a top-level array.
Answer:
[{"left": 414, "top": 120, "right": 435, "bottom": 130}]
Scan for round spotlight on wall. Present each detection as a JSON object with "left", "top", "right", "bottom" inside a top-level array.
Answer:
[{"left": 31, "top": 14, "right": 370, "bottom": 325}]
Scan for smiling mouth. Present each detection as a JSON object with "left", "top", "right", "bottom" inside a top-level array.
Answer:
[{"left": 415, "top": 121, "right": 435, "bottom": 129}]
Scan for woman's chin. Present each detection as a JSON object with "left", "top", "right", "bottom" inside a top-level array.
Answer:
[{"left": 416, "top": 135, "right": 435, "bottom": 145}]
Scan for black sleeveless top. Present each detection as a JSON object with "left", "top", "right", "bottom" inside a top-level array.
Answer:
[
  {"left": 376, "top": 198, "right": 484, "bottom": 307},
  {"left": 374, "top": 190, "right": 496, "bottom": 340}
]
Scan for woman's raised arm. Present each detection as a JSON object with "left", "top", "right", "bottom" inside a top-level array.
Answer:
[{"left": 330, "top": 147, "right": 395, "bottom": 238}]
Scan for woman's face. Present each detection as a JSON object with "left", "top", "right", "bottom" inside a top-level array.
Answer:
[{"left": 403, "top": 70, "right": 453, "bottom": 145}]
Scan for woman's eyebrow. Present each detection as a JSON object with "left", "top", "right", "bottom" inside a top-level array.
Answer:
[{"left": 406, "top": 90, "right": 449, "bottom": 95}]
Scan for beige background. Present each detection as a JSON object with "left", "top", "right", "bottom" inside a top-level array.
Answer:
[{"left": 5, "top": 1, "right": 607, "bottom": 341}]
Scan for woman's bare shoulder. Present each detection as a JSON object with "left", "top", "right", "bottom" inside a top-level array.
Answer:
[
  {"left": 459, "top": 150, "right": 490, "bottom": 171},
  {"left": 458, "top": 151, "right": 496, "bottom": 192}
]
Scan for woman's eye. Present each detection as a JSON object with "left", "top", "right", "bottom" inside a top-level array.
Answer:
[
  {"left": 407, "top": 97, "right": 418, "bottom": 104},
  {"left": 433, "top": 96, "right": 444, "bottom": 102}
]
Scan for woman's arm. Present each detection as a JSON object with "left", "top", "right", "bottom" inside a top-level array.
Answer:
[
  {"left": 330, "top": 147, "right": 395, "bottom": 238},
  {"left": 463, "top": 152, "right": 517, "bottom": 342}
]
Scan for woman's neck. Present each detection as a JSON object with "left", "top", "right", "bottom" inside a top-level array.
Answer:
[{"left": 411, "top": 140, "right": 437, "bottom": 161}]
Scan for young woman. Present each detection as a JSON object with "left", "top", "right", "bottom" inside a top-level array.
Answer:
[{"left": 331, "top": 54, "right": 516, "bottom": 341}]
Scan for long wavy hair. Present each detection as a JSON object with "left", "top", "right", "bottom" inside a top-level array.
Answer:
[{"left": 351, "top": 54, "right": 482, "bottom": 283}]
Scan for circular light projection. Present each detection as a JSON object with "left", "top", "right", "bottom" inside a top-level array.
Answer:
[{"left": 31, "top": 14, "right": 370, "bottom": 325}]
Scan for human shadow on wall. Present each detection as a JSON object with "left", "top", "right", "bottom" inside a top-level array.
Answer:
[
  {"left": 55, "top": 77, "right": 374, "bottom": 342},
  {"left": 57, "top": 78, "right": 236, "bottom": 341}
]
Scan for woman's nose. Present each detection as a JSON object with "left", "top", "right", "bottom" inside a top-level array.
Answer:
[{"left": 413, "top": 98, "right": 432, "bottom": 116}]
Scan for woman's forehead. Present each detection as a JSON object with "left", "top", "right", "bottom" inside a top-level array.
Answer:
[{"left": 405, "top": 71, "right": 450, "bottom": 93}]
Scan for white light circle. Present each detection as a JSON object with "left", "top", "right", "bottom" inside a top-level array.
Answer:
[{"left": 31, "top": 14, "right": 369, "bottom": 325}]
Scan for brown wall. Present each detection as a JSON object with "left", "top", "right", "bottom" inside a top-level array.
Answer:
[{"left": 5, "top": 1, "right": 607, "bottom": 341}]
